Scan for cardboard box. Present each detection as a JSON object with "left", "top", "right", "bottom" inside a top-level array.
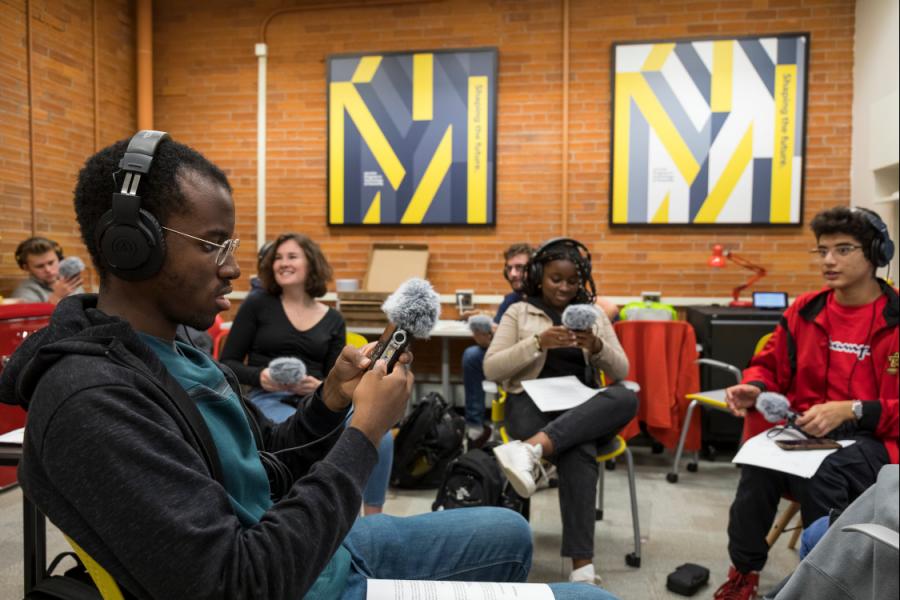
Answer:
[{"left": 338, "top": 243, "right": 429, "bottom": 325}]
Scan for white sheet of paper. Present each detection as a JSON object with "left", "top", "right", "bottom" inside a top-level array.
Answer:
[
  {"left": 0, "top": 427, "right": 24, "bottom": 445},
  {"left": 732, "top": 429, "right": 855, "bottom": 479},
  {"left": 521, "top": 375, "right": 601, "bottom": 412},
  {"left": 366, "top": 579, "right": 554, "bottom": 600}
]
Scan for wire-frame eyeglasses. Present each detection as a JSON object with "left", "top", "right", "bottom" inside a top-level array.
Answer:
[{"left": 161, "top": 226, "right": 240, "bottom": 266}]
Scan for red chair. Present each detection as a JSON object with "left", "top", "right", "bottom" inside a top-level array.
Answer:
[
  {"left": 613, "top": 320, "right": 701, "bottom": 450},
  {"left": 206, "top": 314, "right": 231, "bottom": 360},
  {"left": 0, "top": 303, "right": 54, "bottom": 490}
]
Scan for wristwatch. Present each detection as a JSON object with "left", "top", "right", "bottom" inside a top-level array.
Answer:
[
  {"left": 533, "top": 333, "right": 542, "bottom": 353},
  {"left": 851, "top": 400, "right": 863, "bottom": 421}
]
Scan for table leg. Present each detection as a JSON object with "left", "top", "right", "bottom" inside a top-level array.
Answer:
[
  {"left": 23, "top": 495, "right": 46, "bottom": 592},
  {"left": 441, "top": 337, "right": 450, "bottom": 403}
]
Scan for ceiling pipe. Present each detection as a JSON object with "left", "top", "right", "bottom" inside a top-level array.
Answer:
[
  {"left": 561, "top": 0, "right": 570, "bottom": 236},
  {"left": 93, "top": 0, "right": 100, "bottom": 151},
  {"left": 255, "top": 42, "right": 267, "bottom": 252},
  {"left": 26, "top": 0, "right": 36, "bottom": 236},
  {"left": 255, "top": 0, "right": 442, "bottom": 251}
]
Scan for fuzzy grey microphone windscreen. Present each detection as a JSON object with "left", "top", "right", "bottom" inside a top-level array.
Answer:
[
  {"left": 468, "top": 314, "right": 494, "bottom": 334},
  {"left": 562, "top": 304, "right": 599, "bottom": 331},
  {"left": 756, "top": 391, "right": 795, "bottom": 423},
  {"left": 268, "top": 357, "right": 307, "bottom": 386},
  {"left": 381, "top": 278, "right": 442, "bottom": 338},
  {"left": 58, "top": 256, "right": 85, "bottom": 279}
]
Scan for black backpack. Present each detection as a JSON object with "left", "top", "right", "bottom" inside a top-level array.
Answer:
[
  {"left": 24, "top": 553, "right": 104, "bottom": 599},
  {"left": 432, "top": 444, "right": 529, "bottom": 518},
  {"left": 390, "top": 392, "right": 465, "bottom": 489}
]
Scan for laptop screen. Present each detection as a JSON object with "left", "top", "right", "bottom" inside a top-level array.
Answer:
[{"left": 752, "top": 292, "right": 788, "bottom": 309}]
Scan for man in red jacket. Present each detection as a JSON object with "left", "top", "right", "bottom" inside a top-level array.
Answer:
[{"left": 714, "top": 206, "right": 899, "bottom": 600}]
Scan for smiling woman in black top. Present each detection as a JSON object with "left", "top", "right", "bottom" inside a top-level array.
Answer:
[
  {"left": 222, "top": 233, "right": 345, "bottom": 421},
  {"left": 221, "top": 233, "right": 394, "bottom": 515}
]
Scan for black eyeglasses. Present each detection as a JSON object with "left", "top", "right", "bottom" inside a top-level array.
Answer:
[{"left": 161, "top": 226, "right": 240, "bottom": 266}]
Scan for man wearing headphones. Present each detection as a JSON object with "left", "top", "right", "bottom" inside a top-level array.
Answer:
[
  {"left": 0, "top": 132, "right": 613, "bottom": 600},
  {"left": 714, "top": 206, "right": 899, "bottom": 600},
  {"left": 461, "top": 242, "right": 533, "bottom": 447},
  {"left": 11, "top": 236, "right": 84, "bottom": 303}
]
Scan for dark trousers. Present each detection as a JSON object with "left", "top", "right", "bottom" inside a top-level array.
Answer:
[
  {"left": 462, "top": 345, "right": 487, "bottom": 427},
  {"left": 505, "top": 385, "right": 639, "bottom": 559},
  {"left": 727, "top": 433, "right": 889, "bottom": 572}
]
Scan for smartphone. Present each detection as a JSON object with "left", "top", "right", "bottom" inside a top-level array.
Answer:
[{"left": 775, "top": 439, "right": 841, "bottom": 451}]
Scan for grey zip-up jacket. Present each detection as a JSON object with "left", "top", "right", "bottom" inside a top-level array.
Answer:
[
  {"left": 775, "top": 465, "right": 898, "bottom": 600},
  {"left": 0, "top": 294, "right": 377, "bottom": 600}
]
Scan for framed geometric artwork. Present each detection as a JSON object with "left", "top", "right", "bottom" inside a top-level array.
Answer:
[
  {"left": 328, "top": 48, "right": 497, "bottom": 226},
  {"left": 610, "top": 33, "right": 809, "bottom": 226}
]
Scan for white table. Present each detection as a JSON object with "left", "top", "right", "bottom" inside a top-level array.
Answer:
[{"left": 348, "top": 320, "right": 473, "bottom": 401}]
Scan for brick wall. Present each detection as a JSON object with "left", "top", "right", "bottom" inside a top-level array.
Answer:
[
  {"left": 153, "top": 0, "right": 855, "bottom": 300},
  {"left": 1, "top": 0, "right": 856, "bottom": 303},
  {"left": 0, "top": 0, "right": 135, "bottom": 295}
]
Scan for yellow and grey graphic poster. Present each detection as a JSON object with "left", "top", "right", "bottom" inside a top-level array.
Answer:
[
  {"left": 611, "top": 34, "right": 808, "bottom": 225},
  {"left": 328, "top": 48, "right": 497, "bottom": 225}
]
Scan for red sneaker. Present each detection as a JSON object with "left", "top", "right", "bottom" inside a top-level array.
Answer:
[{"left": 713, "top": 566, "right": 759, "bottom": 600}]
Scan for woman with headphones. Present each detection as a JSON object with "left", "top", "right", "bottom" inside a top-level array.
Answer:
[{"left": 484, "top": 237, "right": 638, "bottom": 586}]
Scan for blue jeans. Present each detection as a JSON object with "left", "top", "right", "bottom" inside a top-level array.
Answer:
[
  {"left": 363, "top": 432, "right": 393, "bottom": 508},
  {"left": 799, "top": 515, "right": 830, "bottom": 559},
  {"left": 248, "top": 388, "right": 297, "bottom": 423},
  {"left": 462, "top": 345, "right": 487, "bottom": 427},
  {"left": 249, "top": 388, "right": 392, "bottom": 509},
  {"left": 340, "top": 507, "right": 618, "bottom": 599}
]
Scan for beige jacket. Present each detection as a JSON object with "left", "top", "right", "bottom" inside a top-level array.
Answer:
[{"left": 483, "top": 301, "right": 629, "bottom": 394}]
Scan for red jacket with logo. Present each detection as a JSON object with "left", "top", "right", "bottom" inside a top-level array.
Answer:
[{"left": 742, "top": 281, "right": 899, "bottom": 463}]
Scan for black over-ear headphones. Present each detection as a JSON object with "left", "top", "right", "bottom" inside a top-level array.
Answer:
[
  {"left": 525, "top": 237, "right": 595, "bottom": 301},
  {"left": 94, "top": 130, "right": 170, "bottom": 281},
  {"left": 852, "top": 207, "right": 895, "bottom": 268}
]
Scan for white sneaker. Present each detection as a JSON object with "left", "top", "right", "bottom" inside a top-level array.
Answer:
[
  {"left": 494, "top": 440, "right": 543, "bottom": 498},
  {"left": 569, "top": 563, "right": 602, "bottom": 586}
]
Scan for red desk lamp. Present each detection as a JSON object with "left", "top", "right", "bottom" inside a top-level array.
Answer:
[{"left": 708, "top": 244, "right": 767, "bottom": 307}]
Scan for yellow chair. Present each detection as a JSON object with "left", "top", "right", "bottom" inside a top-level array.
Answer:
[
  {"left": 766, "top": 500, "right": 803, "bottom": 550},
  {"left": 346, "top": 331, "right": 368, "bottom": 349},
  {"left": 667, "top": 333, "right": 772, "bottom": 483},
  {"left": 484, "top": 380, "right": 642, "bottom": 567},
  {"left": 64, "top": 535, "right": 124, "bottom": 600}
]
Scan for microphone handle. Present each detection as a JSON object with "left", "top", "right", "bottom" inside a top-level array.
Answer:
[{"left": 368, "top": 323, "right": 410, "bottom": 374}]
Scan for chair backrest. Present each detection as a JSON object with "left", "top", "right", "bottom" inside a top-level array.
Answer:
[
  {"left": 619, "top": 301, "right": 677, "bottom": 321},
  {"left": 1, "top": 303, "right": 54, "bottom": 489},
  {"left": 754, "top": 332, "right": 773, "bottom": 356},
  {"left": 742, "top": 331, "right": 779, "bottom": 441},
  {"left": 212, "top": 329, "right": 229, "bottom": 360},
  {"left": 206, "top": 314, "right": 223, "bottom": 341},
  {"left": 346, "top": 331, "right": 368, "bottom": 349},
  {"left": 64, "top": 535, "right": 125, "bottom": 600},
  {"left": 0, "top": 303, "right": 54, "bottom": 372},
  {"left": 613, "top": 319, "right": 700, "bottom": 445},
  {"left": 206, "top": 315, "right": 233, "bottom": 360}
]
